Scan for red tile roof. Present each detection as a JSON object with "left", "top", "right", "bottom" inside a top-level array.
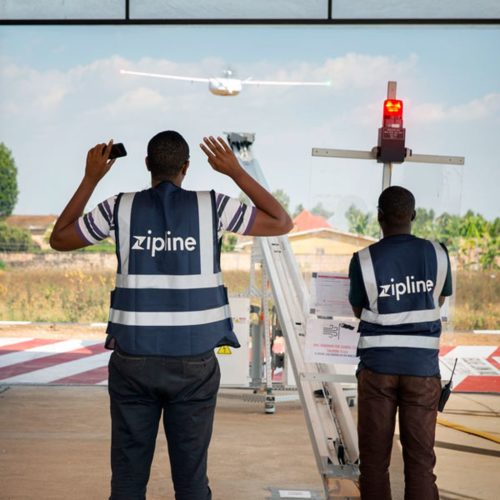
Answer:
[{"left": 292, "top": 210, "right": 332, "bottom": 232}]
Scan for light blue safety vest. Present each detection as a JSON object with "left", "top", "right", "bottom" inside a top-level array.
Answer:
[
  {"left": 357, "top": 236, "right": 448, "bottom": 376},
  {"left": 106, "top": 182, "right": 239, "bottom": 356}
]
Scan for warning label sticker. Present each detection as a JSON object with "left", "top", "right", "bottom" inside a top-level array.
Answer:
[{"left": 217, "top": 346, "right": 232, "bottom": 355}]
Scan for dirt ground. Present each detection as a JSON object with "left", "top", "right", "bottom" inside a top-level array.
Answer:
[
  {"left": 0, "top": 324, "right": 499, "bottom": 499},
  {"left": 0, "top": 386, "right": 499, "bottom": 500}
]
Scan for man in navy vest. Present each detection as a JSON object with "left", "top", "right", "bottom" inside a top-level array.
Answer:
[
  {"left": 348, "top": 186, "right": 452, "bottom": 500},
  {"left": 50, "top": 132, "right": 293, "bottom": 500}
]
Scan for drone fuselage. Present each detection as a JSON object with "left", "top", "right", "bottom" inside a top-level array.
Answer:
[{"left": 209, "top": 78, "right": 242, "bottom": 96}]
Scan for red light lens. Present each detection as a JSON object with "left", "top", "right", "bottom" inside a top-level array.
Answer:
[{"left": 384, "top": 99, "right": 403, "bottom": 117}]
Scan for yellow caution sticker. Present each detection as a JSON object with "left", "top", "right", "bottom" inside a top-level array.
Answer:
[{"left": 217, "top": 346, "right": 232, "bottom": 355}]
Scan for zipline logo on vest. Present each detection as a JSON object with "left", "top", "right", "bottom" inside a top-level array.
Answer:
[
  {"left": 132, "top": 230, "right": 197, "bottom": 256},
  {"left": 379, "top": 276, "right": 434, "bottom": 301}
]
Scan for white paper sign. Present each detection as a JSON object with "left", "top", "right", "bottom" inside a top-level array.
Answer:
[
  {"left": 305, "top": 316, "right": 360, "bottom": 365},
  {"left": 310, "top": 273, "right": 352, "bottom": 318},
  {"left": 215, "top": 297, "right": 250, "bottom": 387},
  {"left": 279, "top": 491, "right": 312, "bottom": 499}
]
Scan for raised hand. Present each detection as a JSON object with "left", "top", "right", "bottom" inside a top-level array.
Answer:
[
  {"left": 199, "top": 136, "right": 242, "bottom": 179},
  {"left": 85, "top": 140, "right": 116, "bottom": 184}
]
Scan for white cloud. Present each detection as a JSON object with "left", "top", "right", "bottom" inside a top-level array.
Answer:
[
  {"left": 96, "top": 87, "right": 172, "bottom": 116},
  {"left": 0, "top": 52, "right": 498, "bottom": 221},
  {"left": 410, "top": 93, "right": 500, "bottom": 123},
  {"left": 1, "top": 62, "right": 70, "bottom": 114},
  {"left": 315, "top": 53, "right": 419, "bottom": 91},
  {"left": 0, "top": 52, "right": 420, "bottom": 125}
]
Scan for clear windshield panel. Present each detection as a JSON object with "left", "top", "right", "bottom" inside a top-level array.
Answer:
[
  {"left": 305, "top": 159, "right": 463, "bottom": 274},
  {"left": 332, "top": 0, "right": 500, "bottom": 19},
  {"left": 392, "top": 162, "right": 463, "bottom": 229},
  {"left": 0, "top": 0, "right": 124, "bottom": 19},
  {"left": 0, "top": 24, "right": 495, "bottom": 337},
  {"left": 129, "top": 0, "right": 328, "bottom": 20},
  {"left": 305, "top": 159, "right": 464, "bottom": 328}
]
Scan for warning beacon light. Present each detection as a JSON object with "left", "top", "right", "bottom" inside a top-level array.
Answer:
[
  {"left": 383, "top": 99, "right": 403, "bottom": 123},
  {"left": 377, "top": 98, "right": 406, "bottom": 163}
]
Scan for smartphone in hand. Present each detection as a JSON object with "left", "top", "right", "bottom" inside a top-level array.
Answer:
[{"left": 109, "top": 143, "right": 127, "bottom": 160}]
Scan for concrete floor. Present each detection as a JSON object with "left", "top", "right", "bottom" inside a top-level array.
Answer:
[{"left": 0, "top": 386, "right": 499, "bottom": 500}]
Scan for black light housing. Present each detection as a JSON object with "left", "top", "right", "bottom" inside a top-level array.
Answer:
[{"left": 377, "top": 98, "right": 406, "bottom": 163}]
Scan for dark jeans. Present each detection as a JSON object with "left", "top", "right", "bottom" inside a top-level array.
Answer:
[
  {"left": 108, "top": 348, "right": 220, "bottom": 500},
  {"left": 357, "top": 368, "right": 442, "bottom": 500}
]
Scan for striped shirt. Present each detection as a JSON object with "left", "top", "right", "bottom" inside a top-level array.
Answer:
[{"left": 77, "top": 192, "right": 256, "bottom": 245}]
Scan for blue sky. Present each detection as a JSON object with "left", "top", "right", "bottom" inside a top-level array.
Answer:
[{"left": 0, "top": 25, "right": 499, "bottom": 227}]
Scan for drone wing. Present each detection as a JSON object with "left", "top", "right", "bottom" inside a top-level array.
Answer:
[
  {"left": 242, "top": 79, "right": 331, "bottom": 87},
  {"left": 120, "top": 69, "right": 209, "bottom": 83}
]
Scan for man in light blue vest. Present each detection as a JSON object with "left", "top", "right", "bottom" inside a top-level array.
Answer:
[
  {"left": 50, "top": 132, "right": 293, "bottom": 500},
  {"left": 348, "top": 186, "right": 452, "bottom": 500}
]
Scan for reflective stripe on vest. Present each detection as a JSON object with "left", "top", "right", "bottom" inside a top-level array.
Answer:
[
  {"left": 109, "top": 304, "right": 231, "bottom": 327},
  {"left": 430, "top": 240, "right": 448, "bottom": 308},
  {"left": 197, "top": 191, "right": 214, "bottom": 275},
  {"left": 115, "top": 272, "right": 223, "bottom": 289},
  {"left": 109, "top": 190, "right": 232, "bottom": 328},
  {"left": 117, "top": 192, "right": 135, "bottom": 275},
  {"left": 357, "top": 334, "right": 440, "bottom": 350},
  {"left": 358, "top": 240, "right": 447, "bottom": 326}
]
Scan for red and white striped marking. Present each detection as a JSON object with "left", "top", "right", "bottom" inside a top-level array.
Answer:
[
  {"left": 0, "top": 338, "right": 499, "bottom": 392},
  {"left": 0, "top": 337, "right": 110, "bottom": 385},
  {"left": 439, "top": 345, "right": 500, "bottom": 393}
]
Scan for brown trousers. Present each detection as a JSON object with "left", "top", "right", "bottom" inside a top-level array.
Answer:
[{"left": 357, "top": 368, "right": 442, "bottom": 500}]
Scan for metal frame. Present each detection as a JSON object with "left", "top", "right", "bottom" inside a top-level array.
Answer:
[
  {"left": 312, "top": 81, "right": 465, "bottom": 191},
  {"left": 1, "top": 0, "right": 499, "bottom": 26},
  {"left": 227, "top": 132, "right": 360, "bottom": 499},
  {"left": 1, "top": 18, "right": 499, "bottom": 25},
  {"left": 312, "top": 80, "right": 464, "bottom": 339}
]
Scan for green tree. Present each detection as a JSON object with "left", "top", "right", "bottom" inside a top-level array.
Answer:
[
  {"left": 271, "top": 189, "right": 290, "bottom": 214},
  {"left": 0, "top": 222, "right": 36, "bottom": 252},
  {"left": 311, "top": 202, "right": 334, "bottom": 220},
  {"left": 434, "top": 212, "right": 462, "bottom": 250},
  {"left": 489, "top": 217, "right": 500, "bottom": 238},
  {"left": 412, "top": 208, "right": 436, "bottom": 239},
  {"left": 221, "top": 234, "right": 237, "bottom": 252},
  {"left": 478, "top": 235, "right": 499, "bottom": 270},
  {"left": 366, "top": 216, "right": 381, "bottom": 238},
  {"left": 460, "top": 210, "right": 488, "bottom": 239},
  {"left": 345, "top": 205, "right": 365, "bottom": 234},
  {"left": 345, "top": 205, "right": 379, "bottom": 238},
  {"left": 0, "top": 143, "right": 19, "bottom": 219}
]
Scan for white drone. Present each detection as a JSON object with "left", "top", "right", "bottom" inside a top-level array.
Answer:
[{"left": 120, "top": 68, "right": 331, "bottom": 96}]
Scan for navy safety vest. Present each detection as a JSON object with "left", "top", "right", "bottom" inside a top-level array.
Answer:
[
  {"left": 106, "top": 182, "right": 239, "bottom": 356},
  {"left": 357, "top": 235, "right": 448, "bottom": 377}
]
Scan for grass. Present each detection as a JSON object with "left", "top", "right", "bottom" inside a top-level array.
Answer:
[
  {"left": 0, "top": 269, "right": 256, "bottom": 324},
  {"left": 0, "top": 269, "right": 114, "bottom": 323},
  {"left": 0, "top": 267, "right": 497, "bottom": 331},
  {"left": 453, "top": 270, "right": 499, "bottom": 331}
]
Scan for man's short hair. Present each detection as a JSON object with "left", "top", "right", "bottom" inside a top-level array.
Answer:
[
  {"left": 147, "top": 131, "right": 189, "bottom": 178},
  {"left": 378, "top": 186, "right": 415, "bottom": 226}
]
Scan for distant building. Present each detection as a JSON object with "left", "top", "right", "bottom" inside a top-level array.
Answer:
[
  {"left": 5, "top": 215, "right": 57, "bottom": 249},
  {"left": 5, "top": 215, "right": 56, "bottom": 235},
  {"left": 293, "top": 210, "right": 332, "bottom": 233},
  {"left": 236, "top": 209, "right": 377, "bottom": 261},
  {"left": 290, "top": 209, "right": 376, "bottom": 255}
]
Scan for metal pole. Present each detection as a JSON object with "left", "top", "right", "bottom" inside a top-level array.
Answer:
[
  {"left": 250, "top": 319, "right": 262, "bottom": 387},
  {"left": 261, "top": 263, "right": 276, "bottom": 414},
  {"left": 381, "top": 81, "right": 397, "bottom": 191},
  {"left": 382, "top": 162, "right": 392, "bottom": 191},
  {"left": 249, "top": 247, "right": 263, "bottom": 387}
]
